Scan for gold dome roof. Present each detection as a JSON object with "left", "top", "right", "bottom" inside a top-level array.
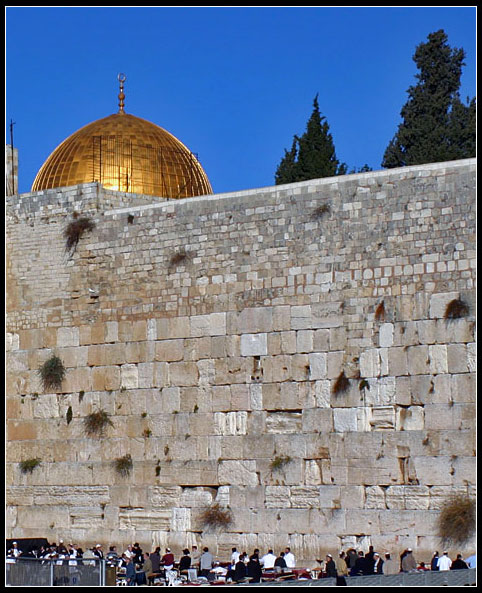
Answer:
[{"left": 32, "top": 78, "right": 212, "bottom": 198}]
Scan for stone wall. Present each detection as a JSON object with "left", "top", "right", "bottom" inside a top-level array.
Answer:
[{"left": 6, "top": 159, "right": 476, "bottom": 563}]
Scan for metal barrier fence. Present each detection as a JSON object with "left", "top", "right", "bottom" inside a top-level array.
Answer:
[
  {"left": 245, "top": 568, "right": 477, "bottom": 587},
  {"left": 5, "top": 557, "right": 105, "bottom": 587}
]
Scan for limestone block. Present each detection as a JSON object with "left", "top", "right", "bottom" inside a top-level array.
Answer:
[
  {"left": 230, "top": 384, "right": 250, "bottom": 410},
  {"left": 57, "top": 326, "right": 79, "bottom": 347},
  {"left": 280, "top": 331, "right": 297, "bottom": 354},
  {"left": 156, "top": 316, "right": 190, "bottom": 340},
  {"left": 406, "top": 345, "right": 430, "bottom": 375},
  {"left": 314, "top": 380, "right": 331, "bottom": 408},
  {"left": 273, "top": 305, "right": 291, "bottom": 331},
  {"left": 190, "top": 313, "right": 226, "bottom": 337},
  {"left": 424, "top": 404, "right": 455, "bottom": 430},
  {"left": 451, "top": 373, "right": 476, "bottom": 403},
  {"left": 290, "top": 486, "right": 321, "bottom": 508},
  {"left": 155, "top": 339, "right": 184, "bottom": 362},
  {"left": 119, "top": 508, "right": 171, "bottom": 530},
  {"left": 158, "top": 387, "right": 180, "bottom": 414},
  {"left": 429, "top": 292, "right": 459, "bottom": 319},
  {"left": 63, "top": 367, "right": 92, "bottom": 393},
  {"left": 169, "top": 362, "right": 199, "bottom": 386},
  {"left": 311, "top": 302, "right": 344, "bottom": 329},
  {"left": 412, "top": 456, "right": 452, "bottom": 485},
  {"left": 360, "top": 349, "right": 380, "bottom": 378},
  {"left": 387, "top": 347, "right": 408, "bottom": 376},
  {"left": 308, "top": 352, "right": 327, "bottom": 380},
  {"left": 467, "top": 342, "right": 476, "bottom": 372},
  {"left": 396, "top": 406, "right": 424, "bottom": 431},
  {"left": 147, "top": 318, "right": 157, "bottom": 341},
  {"left": 385, "top": 485, "right": 430, "bottom": 510},
  {"left": 237, "top": 307, "right": 273, "bottom": 334},
  {"left": 103, "top": 343, "right": 126, "bottom": 366},
  {"left": 365, "top": 485, "right": 386, "bottom": 509},
  {"left": 105, "top": 321, "right": 118, "bottom": 343},
  {"left": 369, "top": 406, "right": 396, "bottom": 431},
  {"left": 296, "top": 330, "right": 313, "bottom": 353},
  {"left": 345, "top": 509, "right": 380, "bottom": 535},
  {"left": 304, "top": 460, "right": 322, "bottom": 485},
  {"left": 266, "top": 412, "right": 302, "bottom": 434},
  {"left": 218, "top": 460, "right": 259, "bottom": 486},
  {"left": 428, "top": 485, "right": 474, "bottom": 510},
  {"left": 209, "top": 385, "right": 229, "bottom": 412},
  {"left": 429, "top": 345, "right": 448, "bottom": 374},
  {"left": 137, "top": 362, "right": 154, "bottom": 388},
  {"left": 379, "top": 323, "right": 394, "bottom": 347},
  {"left": 171, "top": 507, "right": 191, "bottom": 531},
  {"left": 327, "top": 351, "right": 345, "bottom": 379},
  {"left": 302, "top": 408, "right": 333, "bottom": 433},
  {"left": 214, "top": 411, "right": 248, "bottom": 435},
  {"left": 120, "top": 364, "right": 138, "bottom": 389},
  {"left": 333, "top": 408, "right": 357, "bottom": 433},
  {"left": 340, "top": 485, "right": 365, "bottom": 509},
  {"left": 265, "top": 485, "right": 291, "bottom": 508},
  {"left": 249, "top": 384, "right": 263, "bottom": 410},
  {"left": 447, "top": 344, "right": 468, "bottom": 373},
  {"left": 32, "top": 394, "right": 59, "bottom": 418},
  {"left": 6, "top": 333, "right": 20, "bottom": 351},
  {"left": 240, "top": 333, "right": 267, "bottom": 356}
]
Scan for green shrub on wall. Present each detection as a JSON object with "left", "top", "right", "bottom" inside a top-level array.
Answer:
[{"left": 38, "top": 354, "right": 66, "bottom": 392}]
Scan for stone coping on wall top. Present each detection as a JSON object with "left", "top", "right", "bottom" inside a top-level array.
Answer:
[
  {"left": 12, "top": 157, "right": 475, "bottom": 210},
  {"left": 102, "top": 158, "right": 476, "bottom": 218}
]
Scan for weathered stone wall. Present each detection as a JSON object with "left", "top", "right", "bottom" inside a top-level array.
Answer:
[{"left": 6, "top": 159, "right": 476, "bottom": 563}]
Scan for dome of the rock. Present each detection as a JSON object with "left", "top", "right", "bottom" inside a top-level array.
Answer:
[{"left": 31, "top": 76, "right": 212, "bottom": 199}]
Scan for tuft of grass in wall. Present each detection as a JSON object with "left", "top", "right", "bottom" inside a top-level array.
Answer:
[
  {"left": 270, "top": 455, "right": 292, "bottom": 472},
  {"left": 374, "top": 301, "right": 386, "bottom": 321},
  {"left": 127, "top": 214, "right": 135, "bottom": 224},
  {"left": 359, "top": 379, "right": 370, "bottom": 391},
  {"left": 444, "top": 298, "right": 469, "bottom": 322},
  {"left": 143, "top": 428, "right": 152, "bottom": 438},
  {"left": 332, "top": 371, "right": 350, "bottom": 396},
  {"left": 141, "top": 412, "right": 148, "bottom": 418},
  {"left": 38, "top": 354, "right": 67, "bottom": 392},
  {"left": 79, "top": 390, "right": 85, "bottom": 402},
  {"left": 20, "top": 458, "right": 42, "bottom": 474},
  {"left": 437, "top": 494, "right": 475, "bottom": 547},
  {"left": 64, "top": 216, "right": 96, "bottom": 255},
  {"left": 84, "top": 410, "right": 114, "bottom": 437},
  {"left": 311, "top": 203, "right": 331, "bottom": 220},
  {"left": 66, "top": 406, "right": 73, "bottom": 425},
  {"left": 199, "top": 503, "right": 233, "bottom": 530},
  {"left": 169, "top": 249, "right": 191, "bottom": 269},
  {"left": 113, "top": 454, "right": 133, "bottom": 478},
  {"left": 155, "top": 460, "right": 161, "bottom": 477}
]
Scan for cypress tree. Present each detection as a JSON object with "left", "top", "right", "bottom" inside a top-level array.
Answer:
[
  {"left": 275, "top": 95, "right": 346, "bottom": 184},
  {"left": 382, "top": 29, "right": 476, "bottom": 168}
]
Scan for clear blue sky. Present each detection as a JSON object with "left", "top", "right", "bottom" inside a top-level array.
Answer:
[{"left": 6, "top": 6, "right": 476, "bottom": 195}]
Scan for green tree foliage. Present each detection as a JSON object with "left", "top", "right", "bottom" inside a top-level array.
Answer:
[
  {"left": 383, "top": 29, "right": 476, "bottom": 169},
  {"left": 275, "top": 95, "right": 347, "bottom": 184}
]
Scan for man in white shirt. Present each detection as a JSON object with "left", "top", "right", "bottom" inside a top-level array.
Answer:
[
  {"left": 231, "top": 547, "right": 240, "bottom": 565},
  {"left": 260, "top": 549, "right": 277, "bottom": 569},
  {"left": 284, "top": 547, "right": 295, "bottom": 569},
  {"left": 437, "top": 551, "right": 452, "bottom": 571}
]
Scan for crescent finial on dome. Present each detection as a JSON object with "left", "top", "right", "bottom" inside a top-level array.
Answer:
[{"left": 117, "top": 73, "right": 126, "bottom": 114}]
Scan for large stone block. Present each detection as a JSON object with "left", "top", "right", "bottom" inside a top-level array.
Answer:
[
  {"left": 240, "top": 333, "right": 268, "bottom": 356},
  {"left": 218, "top": 460, "right": 259, "bottom": 486}
]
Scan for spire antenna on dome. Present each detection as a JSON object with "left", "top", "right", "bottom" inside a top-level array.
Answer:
[{"left": 117, "top": 73, "right": 126, "bottom": 114}]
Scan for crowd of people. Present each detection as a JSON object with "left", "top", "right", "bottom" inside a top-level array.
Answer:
[{"left": 6, "top": 539, "right": 476, "bottom": 585}]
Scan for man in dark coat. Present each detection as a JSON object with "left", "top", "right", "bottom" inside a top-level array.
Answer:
[
  {"left": 451, "top": 554, "right": 469, "bottom": 570},
  {"left": 325, "top": 554, "right": 337, "bottom": 577},
  {"left": 247, "top": 553, "right": 262, "bottom": 583},
  {"left": 351, "top": 551, "right": 368, "bottom": 576}
]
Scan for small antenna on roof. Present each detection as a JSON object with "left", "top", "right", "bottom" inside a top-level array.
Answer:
[{"left": 117, "top": 73, "right": 126, "bottom": 114}]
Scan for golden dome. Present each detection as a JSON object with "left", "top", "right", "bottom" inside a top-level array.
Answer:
[{"left": 32, "top": 77, "right": 212, "bottom": 198}]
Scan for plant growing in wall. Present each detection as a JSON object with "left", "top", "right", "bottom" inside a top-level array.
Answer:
[
  {"left": 311, "top": 203, "right": 331, "bottom": 220},
  {"left": 444, "top": 298, "right": 469, "bottom": 321},
  {"left": 66, "top": 405, "right": 73, "bottom": 425},
  {"left": 437, "top": 494, "right": 475, "bottom": 546},
  {"left": 199, "top": 503, "right": 233, "bottom": 530},
  {"left": 332, "top": 371, "right": 350, "bottom": 396},
  {"left": 64, "top": 215, "right": 96, "bottom": 256},
  {"left": 84, "top": 409, "right": 114, "bottom": 437},
  {"left": 38, "top": 354, "right": 67, "bottom": 392},
  {"left": 169, "top": 249, "right": 191, "bottom": 269},
  {"left": 270, "top": 455, "right": 292, "bottom": 472},
  {"left": 20, "top": 458, "right": 42, "bottom": 474},
  {"left": 374, "top": 301, "right": 386, "bottom": 322},
  {"left": 113, "top": 454, "right": 133, "bottom": 477}
]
